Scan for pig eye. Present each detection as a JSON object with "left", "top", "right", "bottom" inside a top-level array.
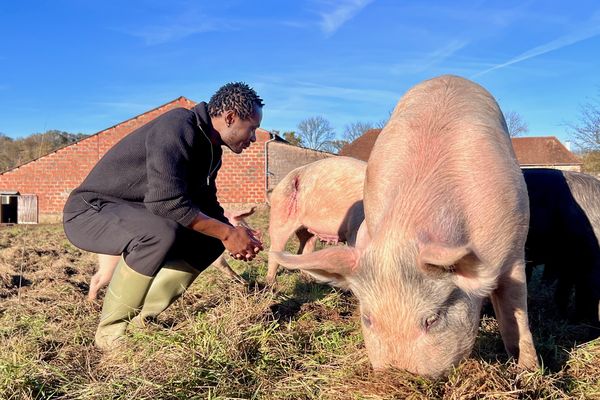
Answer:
[
  {"left": 424, "top": 314, "right": 439, "bottom": 332},
  {"left": 361, "top": 313, "right": 373, "bottom": 328}
]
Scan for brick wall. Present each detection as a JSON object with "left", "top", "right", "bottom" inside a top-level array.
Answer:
[
  {"left": 0, "top": 97, "right": 195, "bottom": 221},
  {"left": 0, "top": 97, "right": 334, "bottom": 222},
  {"left": 216, "top": 130, "right": 269, "bottom": 204}
]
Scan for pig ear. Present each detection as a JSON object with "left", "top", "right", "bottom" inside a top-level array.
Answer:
[
  {"left": 269, "top": 246, "right": 362, "bottom": 288},
  {"left": 225, "top": 207, "right": 256, "bottom": 225},
  {"left": 354, "top": 220, "right": 371, "bottom": 250},
  {"left": 230, "top": 206, "right": 256, "bottom": 220},
  {"left": 418, "top": 243, "right": 487, "bottom": 295}
]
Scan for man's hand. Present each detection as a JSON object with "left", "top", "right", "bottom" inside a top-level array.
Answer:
[
  {"left": 223, "top": 226, "right": 263, "bottom": 261},
  {"left": 188, "top": 211, "right": 263, "bottom": 261}
]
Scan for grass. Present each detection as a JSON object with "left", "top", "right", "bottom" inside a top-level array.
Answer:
[{"left": 0, "top": 208, "right": 599, "bottom": 399}]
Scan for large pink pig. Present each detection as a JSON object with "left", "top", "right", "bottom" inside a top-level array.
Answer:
[
  {"left": 266, "top": 156, "right": 366, "bottom": 286},
  {"left": 271, "top": 75, "right": 538, "bottom": 377}
]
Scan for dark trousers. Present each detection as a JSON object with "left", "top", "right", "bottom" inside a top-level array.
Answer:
[{"left": 63, "top": 198, "right": 225, "bottom": 276}]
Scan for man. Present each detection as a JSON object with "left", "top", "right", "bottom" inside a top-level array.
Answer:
[{"left": 63, "top": 82, "right": 264, "bottom": 349}]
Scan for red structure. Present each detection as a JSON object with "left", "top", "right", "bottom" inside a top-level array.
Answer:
[{"left": 0, "top": 97, "right": 281, "bottom": 222}]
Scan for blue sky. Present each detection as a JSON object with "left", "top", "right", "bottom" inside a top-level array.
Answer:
[{"left": 1, "top": 0, "right": 599, "bottom": 146}]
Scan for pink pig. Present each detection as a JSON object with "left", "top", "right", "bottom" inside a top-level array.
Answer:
[
  {"left": 266, "top": 156, "right": 366, "bottom": 286},
  {"left": 271, "top": 75, "right": 538, "bottom": 377},
  {"left": 88, "top": 207, "right": 255, "bottom": 300}
]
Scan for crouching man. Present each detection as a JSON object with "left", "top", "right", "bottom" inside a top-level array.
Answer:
[{"left": 63, "top": 82, "right": 264, "bottom": 350}]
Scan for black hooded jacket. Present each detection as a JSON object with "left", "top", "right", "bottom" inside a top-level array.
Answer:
[{"left": 64, "top": 102, "right": 226, "bottom": 225}]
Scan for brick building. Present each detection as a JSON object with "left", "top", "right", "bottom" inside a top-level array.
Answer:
[
  {"left": 0, "top": 97, "right": 332, "bottom": 223},
  {"left": 340, "top": 129, "right": 582, "bottom": 172},
  {"left": 511, "top": 137, "right": 582, "bottom": 171}
]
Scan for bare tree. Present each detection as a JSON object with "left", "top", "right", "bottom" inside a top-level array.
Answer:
[
  {"left": 282, "top": 131, "right": 302, "bottom": 146},
  {"left": 568, "top": 97, "right": 600, "bottom": 151},
  {"left": 296, "top": 116, "right": 336, "bottom": 152},
  {"left": 374, "top": 108, "right": 395, "bottom": 129},
  {"left": 567, "top": 94, "right": 600, "bottom": 174},
  {"left": 269, "top": 129, "right": 303, "bottom": 146},
  {"left": 579, "top": 151, "right": 600, "bottom": 174},
  {"left": 327, "top": 139, "right": 349, "bottom": 154},
  {"left": 324, "top": 121, "right": 376, "bottom": 154},
  {"left": 343, "top": 121, "right": 374, "bottom": 143},
  {"left": 504, "top": 110, "right": 529, "bottom": 137}
]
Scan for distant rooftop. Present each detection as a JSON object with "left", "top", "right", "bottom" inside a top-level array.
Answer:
[
  {"left": 511, "top": 136, "right": 581, "bottom": 166},
  {"left": 339, "top": 130, "right": 581, "bottom": 167}
]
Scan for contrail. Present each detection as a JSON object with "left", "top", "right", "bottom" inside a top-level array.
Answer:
[{"left": 473, "top": 21, "right": 600, "bottom": 78}]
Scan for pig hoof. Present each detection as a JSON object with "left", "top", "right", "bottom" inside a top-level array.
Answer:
[
  {"left": 517, "top": 354, "right": 539, "bottom": 371},
  {"left": 265, "top": 274, "right": 276, "bottom": 285}
]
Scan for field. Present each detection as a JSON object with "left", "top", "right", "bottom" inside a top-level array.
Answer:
[{"left": 0, "top": 207, "right": 599, "bottom": 399}]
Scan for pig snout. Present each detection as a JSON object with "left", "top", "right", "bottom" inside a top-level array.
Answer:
[
  {"left": 361, "top": 304, "right": 481, "bottom": 377},
  {"left": 352, "top": 249, "right": 483, "bottom": 377}
]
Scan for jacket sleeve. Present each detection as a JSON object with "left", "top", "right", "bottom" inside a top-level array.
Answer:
[
  {"left": 206, "top": 167, "right": 230, "bottom": 225},
  {"left": 143, "top": 112, "right": 202, "bottom": 226}
]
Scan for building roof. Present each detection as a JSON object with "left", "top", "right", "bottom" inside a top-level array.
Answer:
[
  {"left": 339, "top": 130, "right": 582, "bottom": 167},
  {"left": 0, "top": 96, "right": 196, "bottom": 174},
  {"left": 511, "top": 136, "right": 581, "bottom": 166},
  {"left": 0, "top": 97, "right": 273, "bottom": 174},
  {"left": 87, "top": 96, "right": 196, "bottom": 139},
  {"left": 338, "top": 129, "right": 381, "bottom": 161},
  {"left": 67, "top": 95, "right": 271, "bottom": 143}
]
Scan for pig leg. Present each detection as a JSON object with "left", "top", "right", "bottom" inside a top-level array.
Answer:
[
  {"left": 573, "top": 259, "right": 600, "bottom": 323},
  {"left": 211, "top": 254, "right": 246, "bottom": 284},
  {"left": 490, "top": 259, "right": 538, "bottom": 370},
  {"left": 89, "top": 254, "right": 121, "bottom": 300},
  {"left": 296, "top": 228, "right": 317, "bottom": 254},
  {"left": 266, "top": 224, "right": 299, "bottom": 284},
  {"left": 296, "top": 229, "right": 320, "bottom": 282}
]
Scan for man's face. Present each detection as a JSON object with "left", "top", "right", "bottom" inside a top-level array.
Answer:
[{"left": 222, "top": 106, "right": 263, "bottom": 154}]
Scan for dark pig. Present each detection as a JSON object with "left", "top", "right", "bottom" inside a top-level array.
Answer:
[{"left": 524, "top": 168, "right": 600, "bottom": 323}]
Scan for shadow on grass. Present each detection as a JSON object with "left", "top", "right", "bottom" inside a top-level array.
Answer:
[
  {"left": 477, "top": 265, "right": 600, "bottom": 372},
  {"left": 268, "top": 275, "right": 340, "bottom": 322}
]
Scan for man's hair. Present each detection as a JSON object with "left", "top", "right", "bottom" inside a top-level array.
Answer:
[{"left": 208, "top": 82, "right": 264, "bottom": 120}]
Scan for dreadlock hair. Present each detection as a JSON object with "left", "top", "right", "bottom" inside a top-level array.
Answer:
[{"left": 208, "top": 82, "right": 264, "bottom": 120}]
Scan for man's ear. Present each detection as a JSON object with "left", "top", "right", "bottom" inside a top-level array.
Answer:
[{"left": 224, "top": 110, "right": 236, "bottom": 127}]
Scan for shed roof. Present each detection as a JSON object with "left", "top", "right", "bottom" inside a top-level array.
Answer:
[
  {"left": 511, "top": 136, "right": 581, "bottom": 166},
  {"left": 338, "top": 129, "right": 381, "bottom": 161},
  {"left": 339, "top": 130, "right": 581, "bottom": 166}
]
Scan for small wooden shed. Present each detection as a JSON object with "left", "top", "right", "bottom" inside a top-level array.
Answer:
[{"left": 0, "top": 191, "right": 38, "bottom": 224}]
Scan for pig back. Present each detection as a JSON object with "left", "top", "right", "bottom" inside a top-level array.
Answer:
[
  {"left": 296, "top": 157, "right": 366, "bottom": 237},
  {"left": 270, "top": 156, "right": 366, "bottom": 238},
  {"left": 364, "top": 75, "right": 528, "bottom": 262}
]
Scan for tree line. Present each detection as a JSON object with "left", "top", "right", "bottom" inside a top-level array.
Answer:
[
  {"left": 278, "top": 110, "right": 529, "bottom": 154},
  {"left": 0, "top": 111, "right": 531, "bottom": 173},
  {"left": 282, "top": 103, "right": 600, "bottom": 175},
  {"left": 2, "top": 100, "right": 598, "bottom": 175},
  {"left": 567, "top": 91, "right": 600, "bottom": 174},
  {"left": 0, "top": 130, "right": 88, "bottom": 172}
]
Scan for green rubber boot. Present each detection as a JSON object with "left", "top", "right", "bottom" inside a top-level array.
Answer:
[
  {"left": 130, "top": 259, "right": 200, "bottom": 328},
  {"left": 94, "top": 257, "right": 153, "bottom": 350}
]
